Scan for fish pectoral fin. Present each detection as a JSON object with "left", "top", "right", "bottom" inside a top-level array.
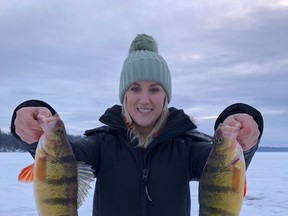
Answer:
[
  {"left": 232, "top": 160, "right": 245, "bottom": 195},
  {"left": 35, "top": 156, "right": 47, "bottom": 181},
  {"left": 18, "top": 163, "right": 34, "bottom": 183},
  {"left": 77, "top": 162, "right": 95, "bottom": 208}
]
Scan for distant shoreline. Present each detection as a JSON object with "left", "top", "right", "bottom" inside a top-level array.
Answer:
[{"left": 257, "top": 147, "right": 288, "bottom": 152}]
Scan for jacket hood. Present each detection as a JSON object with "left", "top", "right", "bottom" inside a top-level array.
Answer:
[{"left": 99, "top": 105, "right": 126, "bottom": 130}]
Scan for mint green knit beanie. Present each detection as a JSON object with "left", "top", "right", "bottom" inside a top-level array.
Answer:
[{"left": 119, "top": 34, "right": 172, "bottom": 103}]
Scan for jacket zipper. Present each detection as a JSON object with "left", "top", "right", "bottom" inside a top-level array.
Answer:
[
  {"left": 142, "top": 168, "right": 153, "bottom": 202},
  {"left": 139, "top": 149, "right": 153, "bottom": 216}
]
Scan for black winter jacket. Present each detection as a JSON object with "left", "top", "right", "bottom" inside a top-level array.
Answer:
[{"left": 11, "top": 101, "right": 264, "bottom": 216}]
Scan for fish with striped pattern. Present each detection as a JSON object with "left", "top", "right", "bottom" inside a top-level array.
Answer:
[
  {"left": 18, "top": 114, "right": 94, "bottom": 216},
  {"left": 199, "top": 123, "right": 246, "bottom": 216}
]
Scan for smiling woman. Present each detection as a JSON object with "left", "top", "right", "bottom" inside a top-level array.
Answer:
[
  {"left": 10, "top": 33, "right": 263, "bottom": 216},
  {"left": 123, "top": 80, "right": 168, "bottom": 147}
]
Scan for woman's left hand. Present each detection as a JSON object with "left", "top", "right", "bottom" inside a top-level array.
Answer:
[{"left": 223, "top": 113, "right": 260, "bottom": 151}]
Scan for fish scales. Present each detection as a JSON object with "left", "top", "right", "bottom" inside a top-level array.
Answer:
[
  {"left": 34, "top": 116, "right": 78, "bottom": 215},
  {"left": 18, "top": 114, "right": 94, "bottom": 216},
  {"left": 199, "top": 123, "right": 246, "bottom": 216},
  {"left": 35, "top": 162, "right": 78, "bottom": 205}
]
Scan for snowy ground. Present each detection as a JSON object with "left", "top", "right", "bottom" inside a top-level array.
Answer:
[{"left": 0, "top": 152, "right": 287, "bottom": 216}]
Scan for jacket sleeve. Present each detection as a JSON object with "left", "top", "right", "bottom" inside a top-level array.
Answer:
[
  {"left": 187, "top": 130, "right": 213, "bottom": 181},
  {"left": 10, "top": 100, "right": 58, "bottom": 157},
  {"left": 189, "top": 141, "right": 212, "bottom": 181},
  {"left": 10, "top": 99, "right": 101, "bottom": 175},
  {"left": 214, "top": 103, "right": 264, "bottom": 168},
  {"left": 10, "top": 99, "right": 57, "bottom": 143},
  {"left": 67, "top": 133, "right": 101, "bottom": 176}
]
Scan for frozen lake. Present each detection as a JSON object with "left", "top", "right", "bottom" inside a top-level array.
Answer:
[{"left": 0, "top": 152, "right": 287, "bottom": 215}]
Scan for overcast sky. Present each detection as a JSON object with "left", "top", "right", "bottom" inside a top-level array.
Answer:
[{"left": 1, "top": 0, "right": 287, "bottom": 147}]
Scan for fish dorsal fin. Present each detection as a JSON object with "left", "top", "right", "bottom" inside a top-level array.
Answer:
[
  {"left": 77, "top": 162, "right": 95, "bottom": 208},
  {"left": 18, "top": 163, "right": 34, "bottom": 183}
]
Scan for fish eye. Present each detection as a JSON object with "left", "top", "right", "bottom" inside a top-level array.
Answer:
[
  {"left": 217, "top": 137, "right": 223, "bottom": 145},
  {"left": 57, "top": 128, "right": 63, "bottom": 134}
]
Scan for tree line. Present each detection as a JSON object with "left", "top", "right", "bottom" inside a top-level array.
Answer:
[
  {"left": 2, "top": 129, "right": 287, "bottom": 152},
  {"left": 0, "top": 129, "right": 82, "bottom": 152}
]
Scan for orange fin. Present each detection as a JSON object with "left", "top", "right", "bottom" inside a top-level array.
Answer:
[
  {"left": 243, "top": 178, "right": 247, "bottom": 197},
  {"left": 18, "top": 163, "right": 34, "bottom": 183},
  {"left": 232, "top": 160, "right": 246, "bottom": 195},
  {"left": 35, "top": 156, "right": 47, "bottom": 181}
]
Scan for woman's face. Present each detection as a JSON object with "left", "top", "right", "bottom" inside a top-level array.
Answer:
[{"left": 125, "top": 80, "right": 166, "bottom": 135}]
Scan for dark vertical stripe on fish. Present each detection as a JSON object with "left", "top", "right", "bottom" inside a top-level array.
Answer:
[
  {"left": 201, "top": 204, "right": 237, "bottom": 216},
  {"left": 42, "top": 198, "right": 77, "bottom": 206},
  {"left": 45, "top": 176, "right": 78, "bottom": 185},
  {"left": 50, "top": 155, "right": 76, "bottom": 164},
  {"left": 200, "top": 183, "right": 235, "bottom": 193},
  {"left": 204, "top": 165, "right": 232, "bottom": 175}
]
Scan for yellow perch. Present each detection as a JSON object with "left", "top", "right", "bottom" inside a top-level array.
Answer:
[
  {"left": 18, "top": 114, "right": 94, "bottom": 216},
  {"left": 199, "top": 123, "right": 246, "bottom": 216}
]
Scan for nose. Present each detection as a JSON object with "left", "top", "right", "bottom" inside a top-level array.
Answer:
[{"left": 139, "top": 91, "right": 150, "bottom": 104}]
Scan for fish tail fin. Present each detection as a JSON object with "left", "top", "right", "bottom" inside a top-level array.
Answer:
[{"left": 18, "top": 163, "right": 34, "bottom": 183}]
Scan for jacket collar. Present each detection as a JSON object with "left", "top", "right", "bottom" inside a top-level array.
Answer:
[
  {"left": 99, "top": 105, "right": 126, "bottom": 131},
  {"left": 146, "top": 107, "right": 196, "bottom": 151},
  {"left": 99, "top": 105, "right": 197, "bottom": 140}
]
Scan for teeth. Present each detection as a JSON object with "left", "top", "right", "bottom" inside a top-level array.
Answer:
[{"left": 138, "top": 108, "right": 152, "bottom": 113}]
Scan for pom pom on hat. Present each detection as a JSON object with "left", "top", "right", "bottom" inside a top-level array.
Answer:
[
  {"left": 119, "top": 34, "right": 172, "bottom": 103},
  {"left": 128, "top": 34, "right": 158, "bottom": 53}
]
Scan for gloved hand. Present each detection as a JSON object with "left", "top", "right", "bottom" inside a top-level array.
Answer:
[
  {"left": 223, "top": 113, "right": 260, "bottom": 151},
  {"left": 14, "top": 107, "right": 52, "bottom": 144}
]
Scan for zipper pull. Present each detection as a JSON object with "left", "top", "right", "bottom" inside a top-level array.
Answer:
[
  {"left": 142, "top": 169, "right": 149, "bottom": 181},
  {"left": 142, "top": 169, "right": 153, "bottom": 203},
  {"left": 145, "top": 185, "right": 153, "bottom": 202}
]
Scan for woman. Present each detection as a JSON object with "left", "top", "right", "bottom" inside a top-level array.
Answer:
[{"left": 11, "top": 34, "right": 263, "bottom": 216}]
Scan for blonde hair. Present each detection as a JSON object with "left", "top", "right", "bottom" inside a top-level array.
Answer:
[{"left": 122, "top": 94, "right": 169, "bottom": 148}]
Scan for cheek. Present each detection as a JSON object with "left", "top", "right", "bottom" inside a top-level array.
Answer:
[
  {"left": 126, "top": 95, "right": 134, "bottom": 109},
  {"left": 153, "top": 96, "right": 166, "bottom": 113},
  {"left": 156, "top": 93, "right": 166, "bottom": 106},
  {"left": 125, "top": 92, "right": 137, "bottom": 103}
]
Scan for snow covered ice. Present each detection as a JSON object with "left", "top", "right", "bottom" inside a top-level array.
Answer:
[{"left": 0, "top": 152, "right": 287, "bottom": 216}]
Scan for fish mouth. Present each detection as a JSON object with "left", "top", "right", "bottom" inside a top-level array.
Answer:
[
  {"left": 231, "top": 157, "right": 241, "bottom": 166},
  {"left": 40, "top": 146, "right": 49, "bottom": 156}
]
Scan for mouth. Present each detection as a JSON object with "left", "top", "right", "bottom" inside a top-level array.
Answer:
[
  {"left": 137, "top": 108, "right": 153, "bottom": 113},
  {"left": 40, "top": 146, "right": 49, "bottom": 156},
  {"left": 230, "top": 157, "right": 240, "bottom": 166}
]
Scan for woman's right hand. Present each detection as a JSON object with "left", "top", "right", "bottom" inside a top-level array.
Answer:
[{"left": 14, "top": 107, "right": 52, "bottom": 144}]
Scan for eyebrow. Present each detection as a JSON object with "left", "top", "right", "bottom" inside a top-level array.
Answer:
[
  {"left": 131, "top": 82, "right": 141, "bottom": 86},
  {"left": 132, "top": 82, "right": 161, "bottom": 87}
]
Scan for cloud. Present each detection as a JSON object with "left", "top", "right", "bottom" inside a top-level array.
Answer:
[{"left": 0, "top": 0, "right": 287, "bottom": 147}]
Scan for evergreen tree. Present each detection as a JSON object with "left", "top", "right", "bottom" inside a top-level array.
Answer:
[{"left": 0, "top": 129, "right": 82, "bottom": 152}]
